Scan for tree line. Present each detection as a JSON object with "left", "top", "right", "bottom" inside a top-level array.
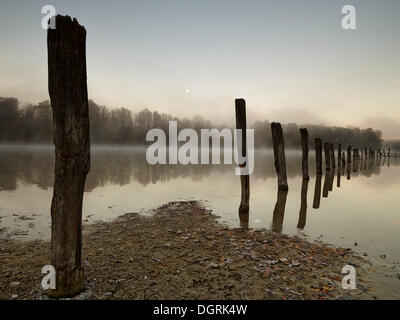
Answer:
[{"left": 0, "top": 96, "right": 384, "bottom": 149}]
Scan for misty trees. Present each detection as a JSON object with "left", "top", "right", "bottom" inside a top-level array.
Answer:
[
  {"left": 0, "top": 96, "right": 384, "bottom": 148},
  {"left": 0, "top": 97, "right": 19, "bottom": 141}
]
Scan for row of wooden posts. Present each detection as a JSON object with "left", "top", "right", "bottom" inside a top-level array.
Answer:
[{"left": 235, "top": 98, "right": 397, "bottom": 215}]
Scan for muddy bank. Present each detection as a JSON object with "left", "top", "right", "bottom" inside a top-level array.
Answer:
[{"left": 0, "top": 201, "right": 376, "bottom": 300}]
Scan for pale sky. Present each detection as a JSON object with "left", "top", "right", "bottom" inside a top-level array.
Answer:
[{"left": 1, "top": 0, "right": 400, "bottom": 138}]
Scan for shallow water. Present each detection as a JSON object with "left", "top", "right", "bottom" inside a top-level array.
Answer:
[{"left": 1, "top": 144, "right": 400, "bottom": 296}]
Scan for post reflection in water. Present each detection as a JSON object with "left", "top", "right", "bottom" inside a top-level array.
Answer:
[
  {"left": 322, "top": 171, "right": 330, "bottom": 198},
  {"left": 312, "top": 174, "right": 322, "bottom": 209},
  {"left": 271, "top": 189, "right": 288, "bottom": 233},
  {"left": 346, "top": 162, "right": 351, "bottom": 180},
  {"left": 328, "top": 169, "right": 334, "bottom": 192},
  {"left": 297, "top": 179, "right": 309, "bottom": 230},
  {"left": 1, "top": 146, "right": 399, "bottom": 240}
]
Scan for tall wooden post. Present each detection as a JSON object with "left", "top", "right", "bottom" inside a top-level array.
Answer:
[
  {"left": 329, "top": 143, "right": 336, "bottom": 169},
  {"left": 338, "top": 144, "right": 342, "bottom": 167},
  {"left": 324, "top": 142, "right": 331, "bottom": 171},
  {"left": 300, "top": 128, "right": 309, "bottom": 180},
  {"left": 235, "top": 99, "right": 249, "bottom": 213},
  {"left": 271, "top": 122, "right": 288, "bottom": 191},
  {"left": 315, "top": 138, "right": 323, "bottom": 175},
  {"left": 47, "top": 15, "right": 90, "bottom": 297}
]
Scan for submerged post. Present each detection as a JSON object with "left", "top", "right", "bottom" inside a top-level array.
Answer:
[
  {"left": 330, "top": 143, "right": 336, "bottom": 168},
  {"left": 235, "top": 99, "right": 249, "bottom": 213},
  {"left": 315, "top": 138, "right": 323, "bottom": 175},
  {"left": 271, "top": 122, "right": 288, "bottom": 191},
  {"left": 300, "top": 128, "right": 309, "bottom": 180},
  {"left": 324, "top": 142, "right": 331, "bottom": 171},
  {"left": 47, "top": 15, "right": 90, "bottom": 297}
]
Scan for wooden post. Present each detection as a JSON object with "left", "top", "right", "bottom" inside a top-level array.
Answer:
[
  {"left": 338, "top": 144, "right": 342, "bottom": 167},
  {"left": 312, "top": 174, "right": 322, "bottom": 209},
  {"left": 297, "top": 179, "right": 309, "bottom": 229},
  {"left": 47, "top": 15, "right": 90, "bottom": 298},
  {"left": 315, "top": 138, "right": 323, "bottom": 175},
  {"left": 337, "top": 163, "right": 341, "bottom": 187},
  {"left": 271, "top": 122, "right": 288, "bottom": 191},
  {"left": 239, "top": 211, "right": 249, "bottom": 229},
  {"left": 300, "top": 128, "right": 309, "bottom": 180},
  {"left": 330, "top": 143, "right": 336, "bottom": 168},
  {"left": 235, "top": 99, "right": 249, "bottom": 213},
  {"left": 271, "top": 189, "right": 288, "bottom": 233},
  {"left": 324, "top": 142, "right": 331, "bottom": 171}
]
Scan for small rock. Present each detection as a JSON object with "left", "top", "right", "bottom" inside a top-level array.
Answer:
[
  {"left": 10, "top": 281, "right": 20, "bottom": 287},
  {"left": 11, "top": 294, "right": 18, "bottom": 299}
]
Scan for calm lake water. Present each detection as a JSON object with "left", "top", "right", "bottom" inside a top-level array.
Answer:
[{"left": 1, "top": 144, "right": 400, "bottom": 296}]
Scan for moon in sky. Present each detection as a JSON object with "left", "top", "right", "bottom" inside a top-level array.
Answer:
[{"left": 185, "top": 89, "right": 190, "bottom": 94}]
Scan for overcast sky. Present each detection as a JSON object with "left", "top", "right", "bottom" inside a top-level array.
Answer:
[{"left": 1, "top": 0, "right": 400, "bottom": 138}]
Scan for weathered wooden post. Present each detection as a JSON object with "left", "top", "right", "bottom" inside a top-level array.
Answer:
[
  {"left": 330, "top": 143, "right": 336, "bottom": 168},
  {"left": 300, "top": 128, "right": 309, "bottom": 180},
  {"left": 235, "top": 99, "right": 249, "bottom": 213},
  {"left": 324, "top": 142, "right": 331, "bottom": 172},
  {"left": 271, "top": 122, "right": 288, "bottom": 191},
  {"left": 239, "top": 211, "right": 249, "bottom": 229},
  {"left": 297, "top": 179, "right": 309, "bottom": 229},
  {"left": 312, "top": 174, "right": 322, "bottom": 209},
  {"left": 338, "top": 144, "right": 342, "bottom": 167},
  {"left": 315, "top": 138, "right": 323, "bottom": 175},
  {"left": 47, "top": 15, "right": 90, "bottom": 297},
  {"left": 271, "top": 189, "right": 288, "bottom": 233}
]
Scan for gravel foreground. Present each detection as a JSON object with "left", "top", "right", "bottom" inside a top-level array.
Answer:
[{"left": 0, "top": 201, "right": 376, "bottom": 300}]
